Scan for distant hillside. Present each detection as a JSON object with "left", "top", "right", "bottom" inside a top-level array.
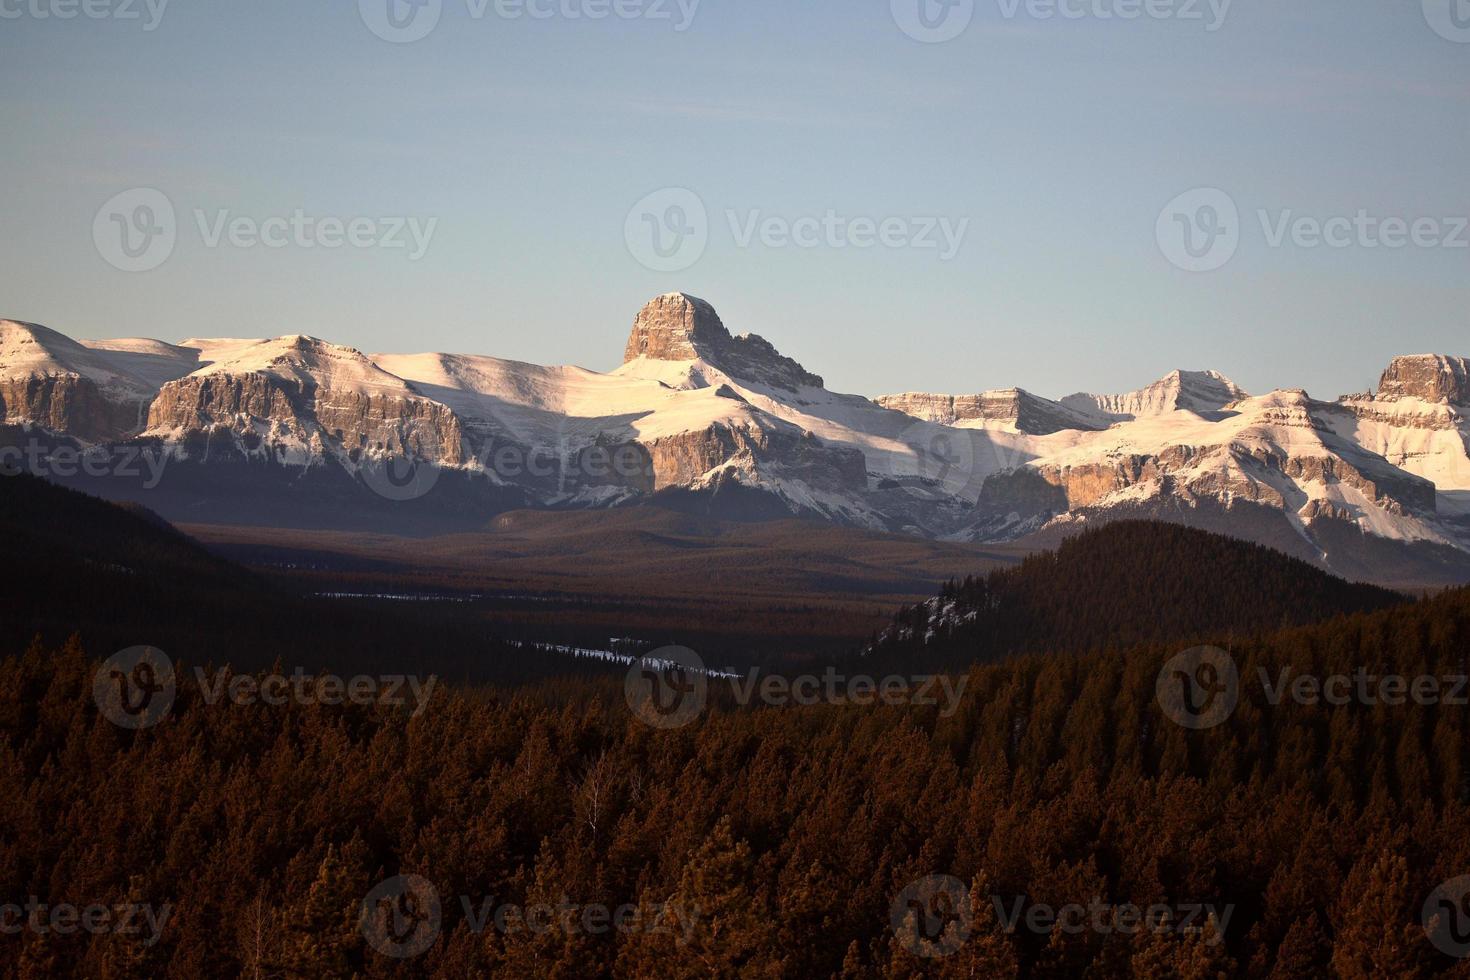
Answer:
[{"left": 864, "top": 520, "right": 1405, "bottom": 670}]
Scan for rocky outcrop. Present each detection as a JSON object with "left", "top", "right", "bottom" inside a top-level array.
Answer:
[
  {"left": 1375, "top": 355, "right": 1470, "bottom": 405},
  {"left": 876, "top": 389, "right": 1103, "bottom": 435},
  {"left": 148, "top": 372, "right": 465, "bottom": 464},
  {"left": 623, "top": 293, "right": 823, "bottom": 390},
  {"left": 642, "top": 421, "right": 865, "bottom": 492}
]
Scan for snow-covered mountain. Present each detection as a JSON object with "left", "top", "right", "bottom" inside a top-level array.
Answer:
[{"left": 3, "top": 297, "right": 1469, "bottom": 586}]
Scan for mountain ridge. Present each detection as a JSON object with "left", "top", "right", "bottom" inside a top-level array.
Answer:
[{"left": 3, "top": 297, "right": 1470, "bottom": 587}]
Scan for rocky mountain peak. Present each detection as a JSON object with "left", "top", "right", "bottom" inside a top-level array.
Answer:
[
  {"left": 622, "top": 293, "right": 823, "bottom": 391},
  {"left": 623, "top": 293, "right": 730, "bottom": 363},
  {"left": 1376, "top": 354, "right": 1470, "bottom": 405}
]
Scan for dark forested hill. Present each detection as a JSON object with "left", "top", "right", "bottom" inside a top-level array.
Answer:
[
  {"left": 864, "top": 520, "right": 1406, "bottom": 672},
  {"left": 0, "top": 473, "right": 605, "bottom": 685}
]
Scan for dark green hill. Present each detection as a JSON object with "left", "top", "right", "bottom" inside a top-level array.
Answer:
[
  {"left": 0, "top": 473, "right": 601, "bottom": 684},
  {"left": 865, "top": 520, "right": 1405, "bottom": 671}
]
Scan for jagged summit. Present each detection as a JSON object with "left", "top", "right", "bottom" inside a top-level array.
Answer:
[{"left": 621, "top": 293, "right": 823, "bottom": 391}]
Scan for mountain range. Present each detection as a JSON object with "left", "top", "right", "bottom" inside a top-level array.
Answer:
[{"left": 4, "top": 293, "right": 1470, "bottom": 587}]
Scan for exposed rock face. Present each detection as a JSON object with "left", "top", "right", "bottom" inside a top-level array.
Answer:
[
  {"left": 1376, "top": 355, "right": 1470, "bottom": 404},
  {"left": 642, "top": 422, "right": 866, "bottom": 492},
  {"left": 624, "top": 293, "right": 724, "bottom": 363},
  {"left": 623, "top": 293, "right": 823, "bottom": 390},
  {"left": 0, "top": 320, "right": 158, "bottom": 441},
  {"left": 875, "top": 389, "right": 1103, "bottom": 435},
  {"left": 0, "top": 374, "right": 143, "bottom": 443},
  {"left": 147, "top": 341, "right": 466, "bottom": 465}
]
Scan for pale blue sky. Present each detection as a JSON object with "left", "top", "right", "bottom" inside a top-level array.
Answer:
[{"left": 2, "top": 0, "right": 1467, "bottom": 400}]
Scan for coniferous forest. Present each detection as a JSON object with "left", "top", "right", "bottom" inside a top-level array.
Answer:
[{"left": 3, "top": 575, "right": 1470, "bottom": 975}]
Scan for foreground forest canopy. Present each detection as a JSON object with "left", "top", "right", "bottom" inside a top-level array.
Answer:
[{"left": 4, "top": 577, "right": 1470, "bottom": 978}]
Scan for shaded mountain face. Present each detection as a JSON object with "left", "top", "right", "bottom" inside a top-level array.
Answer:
[{"left": 3, "top": 297, "right": 1470, "bottom": 587}]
